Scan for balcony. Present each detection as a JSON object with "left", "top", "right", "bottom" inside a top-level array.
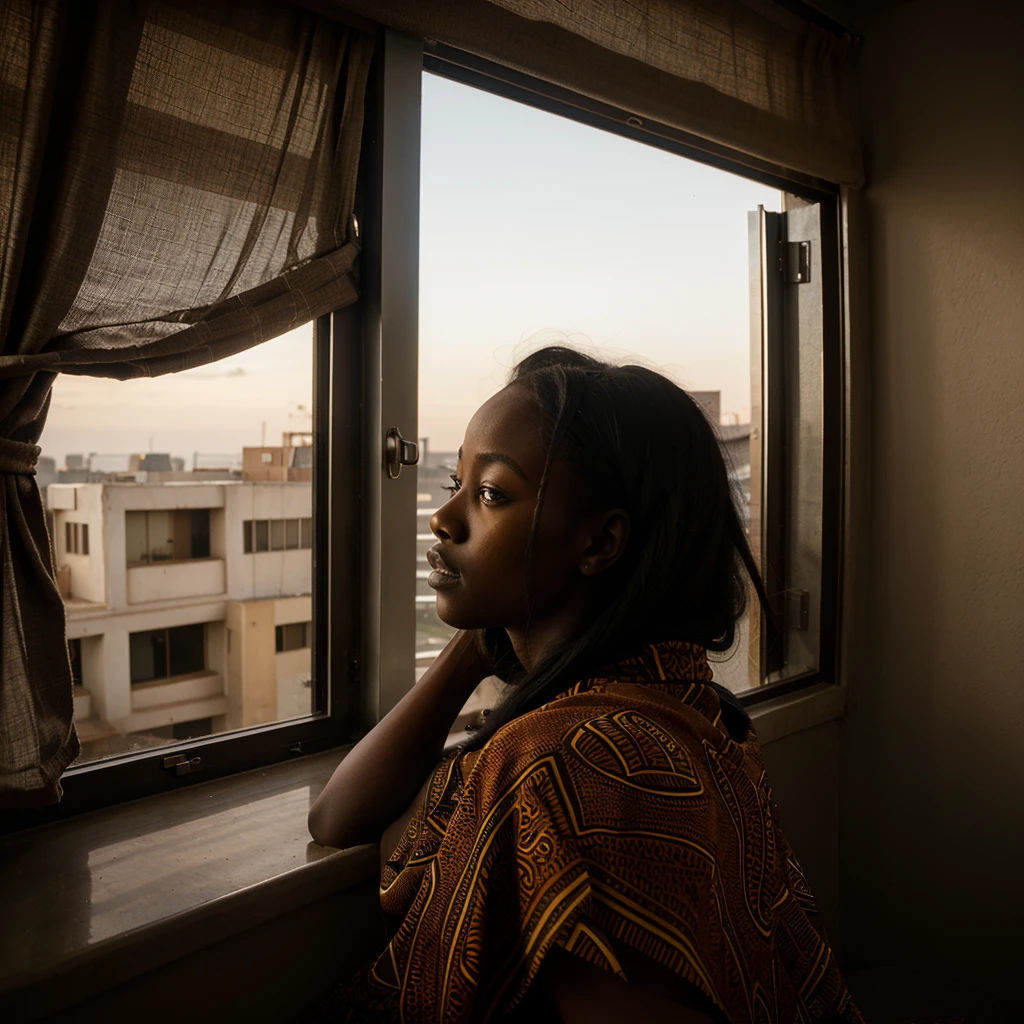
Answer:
[
  {"left": 119, "top": 671, "right": 227, "bottom": 733},
  {"left": 127, "top": 558, "right": 225, "bottom": 604}
]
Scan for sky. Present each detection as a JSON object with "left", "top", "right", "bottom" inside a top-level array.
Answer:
[{"left": 40, "top": 73, "right": 780, "bottom": 466}]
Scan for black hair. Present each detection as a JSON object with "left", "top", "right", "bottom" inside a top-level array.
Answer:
[{"left": 465, "top": 345, "right": 770, "bottom": 748}]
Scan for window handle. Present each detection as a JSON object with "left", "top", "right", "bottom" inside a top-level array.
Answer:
[
  {"left": 385, "top": 426, "right": 419, "bottom": 479},
  {"left": 162, "top": 754, "right": 202, "bottom": 777}
]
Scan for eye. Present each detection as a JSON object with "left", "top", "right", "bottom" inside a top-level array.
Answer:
[
  {"left": 479, "top": 486, "right": 508, "bottom": 505},
  {"left": 442, "top": 473, "right": 461, "bottom": 496}
]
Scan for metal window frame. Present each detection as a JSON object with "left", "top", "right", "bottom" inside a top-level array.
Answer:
[
  {"left": 5, "top": 308, "right": 364, "bottom": 830},
  {"left": 420, "top": 43, "right": 847, "bottom": 707}
]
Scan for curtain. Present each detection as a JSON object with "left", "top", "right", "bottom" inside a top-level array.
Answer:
[
  {"left": 0, "top": 0, "right": 373, "bottom": 807},
  {"left": 319, "top": 0, "right": 862, "bottom": 187}
]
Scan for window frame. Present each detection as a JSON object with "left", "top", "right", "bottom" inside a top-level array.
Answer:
[
  {"left": 416, "top": 42, "right": 847, "bottom": 708},
  {"left": 10, "top": 304, "right": 364, "bottom": 828},
  {"left": 10, "top": 30, "right": 848, "bottom": 829}
]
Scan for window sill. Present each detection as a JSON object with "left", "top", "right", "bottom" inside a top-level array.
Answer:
[
  {"left": 748, "top": 681, "right": 847, "bottom": 745},
  {"left": 0, "top": 749, "right": 376, "bottom": 1020},
  {"left": 0, "top": 682, "right": 846, "bottom": 1018}
]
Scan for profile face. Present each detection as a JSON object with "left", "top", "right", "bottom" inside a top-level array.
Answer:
[{"left": 427, "top": 384, "right": 585, "bottom": 633}]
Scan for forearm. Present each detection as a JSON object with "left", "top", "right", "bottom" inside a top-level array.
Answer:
[{"left": 307, "top": 631, "right": 488, "bottom": 848}]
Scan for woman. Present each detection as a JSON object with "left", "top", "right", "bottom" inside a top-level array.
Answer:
[{"left": 309, "top": 347, "right": 862, "bottom": 1023}]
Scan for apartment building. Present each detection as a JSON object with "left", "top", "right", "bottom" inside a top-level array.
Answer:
[{"left": 51, "top": 456, "right": 314, "bottom": 761}]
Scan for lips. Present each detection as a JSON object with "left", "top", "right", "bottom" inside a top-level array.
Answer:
[{"left": 426, "top": 545, "right": 462, "bottom": 590}]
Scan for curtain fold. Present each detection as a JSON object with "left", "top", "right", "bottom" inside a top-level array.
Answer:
[
  {"left": 0, "top": 0, "right": 373, "bottom": 807},
  {"left": 318, "top": 0, "right": 862, "bottom": 187}
]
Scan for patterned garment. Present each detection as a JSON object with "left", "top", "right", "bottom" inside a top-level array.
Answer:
[{"left": 339, "top": 641, "right": 863, "bottom": 1023}]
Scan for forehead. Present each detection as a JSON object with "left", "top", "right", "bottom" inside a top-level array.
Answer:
[{"left": 462, "top": 385, "right": 547, "bottom": 481}]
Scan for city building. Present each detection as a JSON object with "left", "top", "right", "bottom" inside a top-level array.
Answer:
[{"left": 51, "top": 447, "right": 314, "bottom": 761}]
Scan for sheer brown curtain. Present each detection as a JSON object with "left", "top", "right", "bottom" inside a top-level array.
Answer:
[
  {"left": 0, "top": 0, "right": 373, "bottom": 807},
  {"left": 318, "top": 0, "right": 861, "bottom": 186}
]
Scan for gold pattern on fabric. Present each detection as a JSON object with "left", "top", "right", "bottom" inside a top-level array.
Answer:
[{"left": 337, "top": 641, "right": 863, "bottom": 1023}]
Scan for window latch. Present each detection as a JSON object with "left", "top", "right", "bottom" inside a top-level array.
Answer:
[
  {"left": 385, "top": 426, "right": 419, "bottom": 479},
  {"left": 163, "top": 753, "right": 202, "bottom": 777}
]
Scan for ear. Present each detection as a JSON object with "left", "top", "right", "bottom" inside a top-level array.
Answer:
[{"left": 578, "top": 508, "right": 630, "bottom": 577}]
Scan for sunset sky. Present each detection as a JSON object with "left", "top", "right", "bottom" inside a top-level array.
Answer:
[{"left": 40, "top": 73, "right": 780, "bottom": 466}]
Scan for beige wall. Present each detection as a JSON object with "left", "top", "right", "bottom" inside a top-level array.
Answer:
[
  {"left": 842, "top": 0, "right": 1024, "bottom": 977},
  {"left": 225, "top": 600, "right": 277, "bottom": 728}
]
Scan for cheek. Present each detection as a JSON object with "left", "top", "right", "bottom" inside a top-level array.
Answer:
[{"left": 433, "top": 512, "right": 533, "bottom": 627}]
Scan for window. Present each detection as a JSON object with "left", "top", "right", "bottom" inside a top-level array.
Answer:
[
  {"left": 275, "top": 621, "right": 311, "bottom": 653},
  {"left": 28, "top": 34, "right": 844, "bottom": 817},
  {"left": 126, "top": 509, "right": 211, "bottom": 565},
  {"left": 64, "top": 521, "right": 89, "bottom": 555},
  {"left": 400, "top": 50, "right": 841, "bottom": 706},
  {"left": 243, "top": 517, "right": 312, "bottom": 553},
  {"left": 39, "top": 320, "right": 337, "bottom": 789},
  {"left": 129, "top": 623, "right": 206, "bottom": 684}
]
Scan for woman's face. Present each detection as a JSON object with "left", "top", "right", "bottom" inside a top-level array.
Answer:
[{"left": 428, "top": 384, "right": 590, "bottom": 638}]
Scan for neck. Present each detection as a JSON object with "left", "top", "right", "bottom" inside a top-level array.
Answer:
[{"left": 505, "top": 601, "right": 588, "bottom": 672}]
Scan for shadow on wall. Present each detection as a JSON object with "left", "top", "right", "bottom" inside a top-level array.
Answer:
[{"left": 842, "top": 0, "right": 1024, "bottom": 990}]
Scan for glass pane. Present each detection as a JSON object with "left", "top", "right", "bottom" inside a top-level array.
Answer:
[
  {"left": 168, "top": 623, "right": 205, "bottom": 676},
  {"left": 147, "top": 510, "right": 175, "bottom": 562},
  {"left": 41, "top": 324, "right": 318, "bottom": 764},
  {"left": 270, "top": 519, "right": 286, "bottom": 551},
  {"left": 419, "top": 74, "right": 781, "bottom": 697},
  {"left": 130, "top": 629, "right": 167, "bottom": 684},
  {"left": 190, "top": 509, "right": 211, "bottom": 558},
  {"left": 285, "top": 518, "right": 300, "bottom": 549},
  {"left": 125, "top": 511, "right": 149, "bottom": 564}
]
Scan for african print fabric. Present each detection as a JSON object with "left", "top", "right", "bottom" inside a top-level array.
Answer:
[{"left": 340, "top": 641, "right": 863, "bottom": 1023}]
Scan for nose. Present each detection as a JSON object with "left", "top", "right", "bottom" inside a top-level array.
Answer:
[{"left": 430, "top": 495, "right": 466, "bottom": 543}]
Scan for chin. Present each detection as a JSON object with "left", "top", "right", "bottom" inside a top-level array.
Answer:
[{"left": 432, "top": 590, "right": 496, "bottom": 631}]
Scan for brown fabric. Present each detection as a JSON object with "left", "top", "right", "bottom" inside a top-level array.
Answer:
[
  {"left": 315, "top": 0, "right": 862, "bottom": 186},
  {"left": 0, "top": 1, "right": 373, "bottom": 806},
  {"left": 337, "top": 641, "right": 863, "bottom": 1022}
]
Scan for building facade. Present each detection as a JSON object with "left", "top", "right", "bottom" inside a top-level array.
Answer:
[{"left": 51, "top": 474, "right": 314, "bottom": 761}]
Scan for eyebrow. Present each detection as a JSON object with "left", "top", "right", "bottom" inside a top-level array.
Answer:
[{"left": 456, "top": 447, "right": 527, "bottom": 482}]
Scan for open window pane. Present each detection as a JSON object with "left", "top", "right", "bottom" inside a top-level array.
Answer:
[
  {"left": 40, "top": 324, "right": 320, "bottom": 764},
  {"left": 417, "top": 73, "right": 783, "bottom": 695}
]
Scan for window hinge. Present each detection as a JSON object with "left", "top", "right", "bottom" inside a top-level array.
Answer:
[
  {"left": 162, "top": 753, "right": 202, "bottom": 777},
  {"left": 783, "top": 240, "right": 811, "bottom": 284}
]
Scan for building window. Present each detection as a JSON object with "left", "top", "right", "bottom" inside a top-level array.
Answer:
[
  {"left": 244, "top": 518, "right": 312, "bottom": 553},
  {"left": 129, "top": 623, "right": 206, "bottom": 683},
  {"left": 275, "top": 621, "right": 311, "bottom": 652},
  {"left": 126, "top": 509, "right": 211, "bottom": 565},
  {"left": 64, "top": 521, "right": 89, "bottom": 555}
]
